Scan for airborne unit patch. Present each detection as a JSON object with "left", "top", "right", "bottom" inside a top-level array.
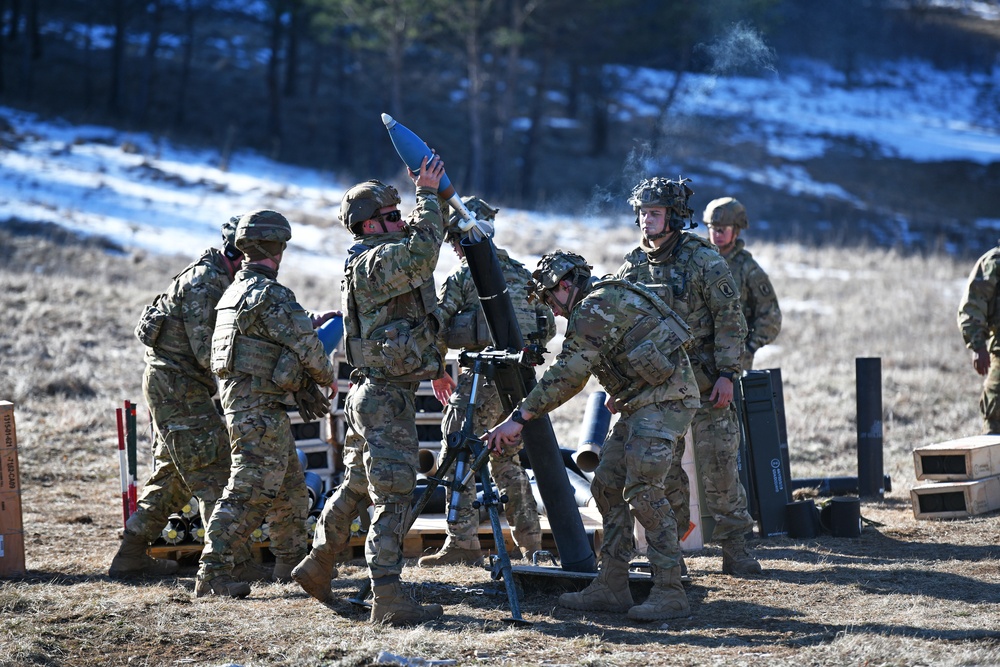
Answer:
[{"left": 717, "top": 278, "right": 736, "bottom": 299}]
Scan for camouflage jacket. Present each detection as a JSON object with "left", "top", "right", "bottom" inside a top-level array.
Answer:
[
  {"left": 211, "top": 264, "right": 335, "bottom": 414},
  {"left": 435, "top": 247, "right": 556, "bottom": 357},
  {"left": 520, "top": 278, "right": 700, "bottom": 418},
  {"left": 141, "top": 247, "right": 232, "bottom": 390},
  {"left": 958, "top": 241, "right": 1000, "bottom": 355},
  {"left": 725, "top": 238, "right": 781, "bottom": 365},
  {"left": 616, "top": 232, "right": 747, "bottom": 386},
  {"left": 341, "top": 186, "right": 445, "bottom": 382}
]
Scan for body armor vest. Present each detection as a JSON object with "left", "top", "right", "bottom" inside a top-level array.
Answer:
[
  {"left": 587, "top": 279, "right": 690, "bottom": 402},
  {"left": 342, "top": 244, "right": 442, "bottom": 382}
]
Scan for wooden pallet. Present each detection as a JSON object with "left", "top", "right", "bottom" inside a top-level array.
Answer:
[{"left": 148, "top": 506, "right": 604, "bottom": 563}]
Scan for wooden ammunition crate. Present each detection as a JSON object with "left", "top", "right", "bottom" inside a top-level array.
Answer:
[
  {"left": 910, "top": 475, "right": 1000, "bottom": 519},
  {"left": 913, "top": 435, "right": 1000, "bottom": 481}
]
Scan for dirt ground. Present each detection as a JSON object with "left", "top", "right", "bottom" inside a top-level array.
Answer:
[{"left": 2, "top": 224, "right": 1000, "bottom": 667}]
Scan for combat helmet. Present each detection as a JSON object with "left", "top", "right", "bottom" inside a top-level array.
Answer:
[
  {"left": 628, "top": 177, "right": 696, "bottom": 234},
  {"left": 222, "top": 215, "right": 243, "bottom": 260},
  {"left": 339, "top": 180, "right": 402, "bottom": 235},
  {"left": 527, "top": 250, "right": 592, "bottom": 305},
  {"left": 447, "top": 196, "right": 499, "bottom": 242},
  {"left": 235, "top": 209, "right": 292, "bottom": 261},
  {"left": 702, "top": 197, "right": 748, "bottom": 230}
]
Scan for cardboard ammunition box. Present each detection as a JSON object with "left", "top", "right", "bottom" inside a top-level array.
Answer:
[
  {"left": 913, "top": 435, "right": 1000, "bottom": 481},
  {"left": 910, "top": 475, "right": 1000, "bottom": 519},
  {"left": 0, "top": 402, "right": 25, "bottom": 577}
]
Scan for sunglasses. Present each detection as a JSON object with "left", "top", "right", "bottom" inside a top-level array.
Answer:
[{"left": 378, "top": 210, "right": 402, "bottom": 223}]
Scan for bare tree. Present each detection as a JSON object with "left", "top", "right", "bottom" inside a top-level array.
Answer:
[
  {"left": 134, "top": 0, "right": 163, "bottom": 123},
  {"left": 108, "top": 0, "right": 127, "bottom": 116},
  {"left": 173, "top": 0, "right": 198, "bottom": 128}
]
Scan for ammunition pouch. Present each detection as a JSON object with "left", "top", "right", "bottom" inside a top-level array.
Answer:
[
  {"left": 445, "top": 308, "right": 491, "bottom": 350},
  {"left": 272, "top": 347, "right": 306, "bottom": 392},
  {"left": 134, "top": 301, "right": 166, "bottom": 347},
  {"left": 626, "top": 339, "right": 674, "bottom": 386},
  {"left": 346, "top": 318, "right": 440, "bottom": 382}
]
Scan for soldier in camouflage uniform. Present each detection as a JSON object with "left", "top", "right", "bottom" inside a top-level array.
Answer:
[
  {"left": 615, "top": 177, "right": 761, "bottom": 576},
  {"left": 293, "top": 154, "right": 452, "bottom": 625},
  {"left": 704, "top": 197, "right": 781, "bottom": 370},
  {"left": 958, "top": 240, "right": 1000, "bottom": 434},
  {"left": 197, "top": 210, "right": 336, "bottom": 598},
  {"left": 417, "top": 196, "right": 554, "bottom": 568},
  {"left": 487, "top": 250, "right": 699, "bottom": 621},
  {"left": 110, "top": 218, "right": 250, "bottom": 579}
]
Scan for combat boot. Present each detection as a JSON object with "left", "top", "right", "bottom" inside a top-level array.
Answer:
[
  {"left": 416, "top": 539, "right": 483, "bottom": 567},
  {"left": 194, "top": 573, "right": 251, "bottom": 599},
  {"left": 627, "top": 566, "right": 690, "bottom": 622},
  {"left": 721, "top": 535, "right": 762, "bottom": 575},
  {"left": 232, "top": 559, "right": 274, "bottom": 583},
  {"left": 291, "top": 549, "right": 340, "bottom": 603},
  {"left": 108, "top": 530, "right": 179, "bottom": 578},
  {"left": 558, "top": 557, "right": 634, "bottom": 613},
  {"left": 370, "top": 579, "right": 444, "bottom": 626},
  {"left": 272, "top": 559, "right": 300, "bottom": 583}
]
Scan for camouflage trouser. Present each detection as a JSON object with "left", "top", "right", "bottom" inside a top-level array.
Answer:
[
  {"left": 980, "top": 353, "right": 1000, "bottom": 434},
  {"left": 344, "top": 378, "right": 421, "bottom": 582},
  {"left": 592, "top": 401, "right": 694, "bottom": 570},
  {"left": 666, "top": 394, "right": 755, "bottom": 543},
  {"left": 199, "top": 405, "right": 309, "bottom": 577},
  {"left": 128, "top": 366, "right": 240, "bottom": 553},
  {"left": 311, "top": 428, "right": 371, "bottom": 558},
  {"left": 438, "top": 370, "right": 540, "bottom": 550}
]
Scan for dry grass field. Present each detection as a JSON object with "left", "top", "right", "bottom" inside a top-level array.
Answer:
[{"left": 1, "top": 222, "right": 999, "bottom": 667}]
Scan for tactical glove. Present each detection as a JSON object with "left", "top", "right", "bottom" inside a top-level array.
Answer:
[{"left": 294, "top": 382, "right": 331, "bottom": 423}]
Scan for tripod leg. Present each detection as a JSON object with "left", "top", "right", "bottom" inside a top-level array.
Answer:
[{"left": 474, "top": 449, "right": 529, "bottom": 625}]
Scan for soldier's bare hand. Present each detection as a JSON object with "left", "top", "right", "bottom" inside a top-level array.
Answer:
[
  {"left": 311, "top": 310, "right": 340, "bottom": 329},
  {"left": 432, "top": 375, "right": 456, "bottom": 405},
  {"left": 710, "top": 376, "right": 734, "bottom": 408},
  {"left": 412, "top": 153, "right": 445, "bottom": 190},
  {"left": 484, "top": 420, "right": 522, "bottom": 454},
  {"left": 974, "top": 348, "right": 990, "bottom": 376}
]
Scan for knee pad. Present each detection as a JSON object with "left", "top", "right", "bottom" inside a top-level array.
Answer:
[{"left": 369, "top": 459, "right": 416, "bottom": 500}]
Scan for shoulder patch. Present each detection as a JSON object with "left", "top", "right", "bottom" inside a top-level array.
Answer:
[
  {"left": 758, "top": 282, "right": 772, "bottom": 296},
  {"left": 716, "top": 278, "right": 736, "bottom": 299}
]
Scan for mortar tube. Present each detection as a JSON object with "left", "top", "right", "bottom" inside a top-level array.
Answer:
[
  {"left": 462, "top": 236, "right": 596, "bottom": 573},
  {"left": 856, "top": 358, "right": 885, "bottom": 499},
  {"left": 573, "top": 391, "right": 611, "bottom": 473},
  {"left": 417, "top": 447, "right": 439, "bottom": 475}
]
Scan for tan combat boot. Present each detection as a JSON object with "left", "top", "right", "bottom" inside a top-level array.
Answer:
[
  {"left": 291, "top": 549, "right": 340, "bottom": 603},
  {"left": 194, "top": 573, "right": 251, "bottom": 598},
  {"left": 416, "top": 538, "right": 483, "bottom": 567},
  {"left": 232, "top": 559, "right": 274, "bottom": 583},
  {"left": 108, "top": 530, "right": 179, "bottom": 578},
  {"left": 370, "top": 579, "right": 444, "bottom": 626},
  {"left": 721, "top": 535, "right": 762, "bottom": 575},
  {"left": 557, "top": 558, "right": 634, "bottom": 612},
  {"left": 272, "top": 559, "right": 299, "bottom": 583},
  {"left": 627, "top": 565, "right": 690, "bottom": 621}
]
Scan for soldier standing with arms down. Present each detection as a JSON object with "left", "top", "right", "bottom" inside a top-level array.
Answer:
[
  {"left": 197, "top": 210, "right": 336, "bottom": 598},
  {"left": 703, "top": 197, "right": 781, "bottom": 370},
  {"left": 110, "top": 217, "right": 265, "bottom": 582},
  {"left": 487, "top": 250, "right": 699, "bottom": 621},
  {"left": 958, "top": 240, "right": 1000, "bottom": 434},
  {"left": 615, "top": 177, "right": 761, "bottom": 576},
  {"left": 293, "top": 154, "right": 450, "bottom": 625},
  {"left": 417, "top": 196, "right": 553, "bottom": 568}
]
